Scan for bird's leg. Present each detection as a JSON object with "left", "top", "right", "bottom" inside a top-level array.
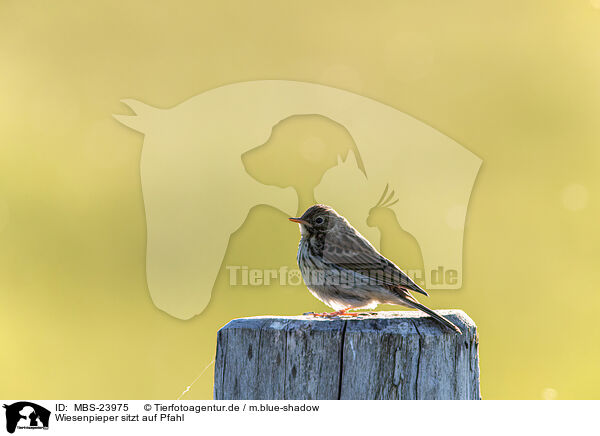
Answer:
[
  {"left": 336, "top": 308, "right": 360, "bottom": 317},
  {"left": 310, "top": 312, "right": 334, "bottom": 317}
]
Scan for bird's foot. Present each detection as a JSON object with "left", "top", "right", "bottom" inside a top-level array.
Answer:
[{"left": 309, "top": 309, "right": 359, "bottom": 318}]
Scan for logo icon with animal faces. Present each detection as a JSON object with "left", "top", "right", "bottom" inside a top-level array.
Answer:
[
  {"left": 115, "top": 80, "right": 481, "bottom": 319},
  {"left": 3, "top": 402, "right": 50, "bottom": 434}
]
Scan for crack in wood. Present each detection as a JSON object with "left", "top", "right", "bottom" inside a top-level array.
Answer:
[
  {"left": 337, "top": 320, "right": 348, "bottom": 400},
  {"left": 411, "top": 320, "right": 423, "bottom": 400}
]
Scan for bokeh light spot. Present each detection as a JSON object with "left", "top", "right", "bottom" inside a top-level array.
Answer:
[{"left": 561, "top": 183, "right": 588, "bottom": 211}]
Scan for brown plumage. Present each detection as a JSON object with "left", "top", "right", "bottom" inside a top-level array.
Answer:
[{"left": 289, "top": 204, "right": 461, "bottom": 334}]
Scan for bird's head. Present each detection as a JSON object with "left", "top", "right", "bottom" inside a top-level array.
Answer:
[{"left": 288, "top": 204, "right": 342, "bottom": 236}]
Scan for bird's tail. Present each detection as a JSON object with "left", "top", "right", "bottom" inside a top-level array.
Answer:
[{"left": 405, "top": 300, "right": 462, "bottom": 334}]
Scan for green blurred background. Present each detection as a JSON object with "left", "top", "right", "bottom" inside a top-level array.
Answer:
[{"left": 1, "top": 0, "right": 599, "bottom": 400}]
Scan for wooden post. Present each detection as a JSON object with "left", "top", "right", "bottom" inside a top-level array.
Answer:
[{"left": 213, "top": 310, "right": 480, "bottom": 400}]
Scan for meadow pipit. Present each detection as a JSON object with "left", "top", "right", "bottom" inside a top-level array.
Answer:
[{"left": 289, "top": 204, "right": 461, "bottom": 334}]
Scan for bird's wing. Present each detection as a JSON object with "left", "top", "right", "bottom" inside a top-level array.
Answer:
[{"left": 321, "top": 227, "right": 428, "bottom": 296}]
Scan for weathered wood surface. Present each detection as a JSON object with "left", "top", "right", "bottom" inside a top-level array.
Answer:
[{"left": 213, "top": 310, "right": 480, "bottom": 400}]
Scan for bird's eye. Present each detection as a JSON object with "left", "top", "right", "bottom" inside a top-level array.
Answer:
[{"left": 315, "top": 217, "right": 324, "bottom": 224}]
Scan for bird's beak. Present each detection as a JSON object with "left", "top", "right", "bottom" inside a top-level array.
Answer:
[{"left": 288, "top": 217, "right": 308, "bottom": 225}]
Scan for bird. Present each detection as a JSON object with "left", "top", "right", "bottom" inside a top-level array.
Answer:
[{"left": 289, "top": 204, "right": 461, "bottom": 334}]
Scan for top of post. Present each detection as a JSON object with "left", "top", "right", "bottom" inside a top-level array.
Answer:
[{"left": 220, "top": 309, "right": 476, "bottom": 337}]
